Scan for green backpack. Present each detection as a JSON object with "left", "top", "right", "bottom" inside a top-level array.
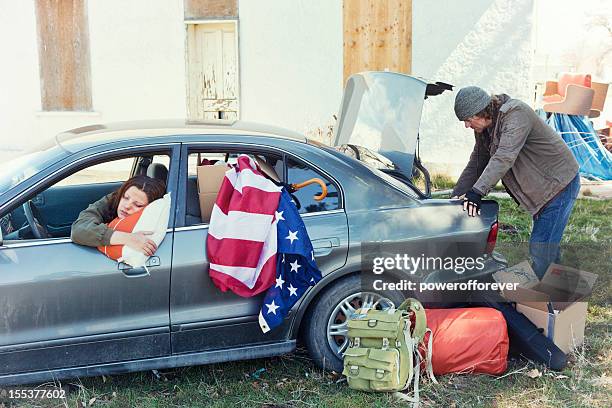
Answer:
[{"left": 342, "top": 298, "right": 436, "bottom": 402}]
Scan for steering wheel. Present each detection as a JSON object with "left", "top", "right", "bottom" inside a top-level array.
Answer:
[{"left": 22, "top": 200, "right": 50, "bottom": 239}]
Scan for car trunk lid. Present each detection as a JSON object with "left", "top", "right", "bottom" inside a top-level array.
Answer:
[{"left": 333, "top": 71, "right": 452, "bottom": 177}]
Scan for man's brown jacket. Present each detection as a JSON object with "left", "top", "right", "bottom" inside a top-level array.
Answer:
[{"left": 452, "top": 95, "right": 579, "bottom": 215}]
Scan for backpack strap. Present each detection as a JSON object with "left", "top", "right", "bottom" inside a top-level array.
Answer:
[
  {"left": 424, "top": 328, "right": 438, "bottom": 384},
  {"left": 395, "top": 351, "right": 421, "bottom": 408},
  {"left": 392, "top": 299, "right": 436, "bottom": 406},
  {"left": 398, "top": 298, "right": 426, "bottom": 341}
]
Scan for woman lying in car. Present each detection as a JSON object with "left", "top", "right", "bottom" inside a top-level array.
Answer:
[{"left": 71, "top": 175, "right": 165, "bottom": 256}]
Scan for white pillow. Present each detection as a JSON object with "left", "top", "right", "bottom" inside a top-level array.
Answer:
[{"left": 120, "top": 193, "right": 171, "bottom": 268}]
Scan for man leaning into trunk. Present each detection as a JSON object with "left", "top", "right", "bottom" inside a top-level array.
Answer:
[{"left": 451, "top": 86, "right": 580, "bottom": 279}]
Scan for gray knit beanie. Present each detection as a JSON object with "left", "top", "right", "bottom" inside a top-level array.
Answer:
[{"left": 454, "top": 86, "right": 492, "bottom": 121}]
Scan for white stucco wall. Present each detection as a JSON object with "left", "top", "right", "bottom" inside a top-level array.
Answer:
[
  {"left": 238, "top": 0, "right": 343, "bottom": 142},
  {"left": 88, "top": 0, "right": 186, "bottom": 122},
  {"left": 0, "top": 0, "right": 41, "bottom": 159},
  {"left": 413, "top": 0, "right": 535, "bottom": 176},
  {"left": 0, "top": 0, "right": 187, "bottom": 163},
  {"left": 0, "top": 0, "right": 534, "bottom": 177}
]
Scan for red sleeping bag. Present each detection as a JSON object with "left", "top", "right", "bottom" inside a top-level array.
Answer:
[{"left": 423, "top": 307, "right": 509, "bottom": 375}]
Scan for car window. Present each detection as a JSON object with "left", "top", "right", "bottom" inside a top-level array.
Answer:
[
  {"left": 187, "top": 152, "right": 231, "bottom": 178},
  {"left": 56, "top": 157, "right": 135, "bottom": 186},
  {"left": 56, "top": 155, "right": 170, "bottom": 187},
  {"left": 185, "top": 151, "right": 283, "bottom": 226},
  {"left": 151, "top": 154, "right": 170, "bottom": 168},
  {"left": 3, "top": 153, "right": 170, "bottom": 242},
  {"left": 286, "top": 158, "right": 340, "bottom": 214}
]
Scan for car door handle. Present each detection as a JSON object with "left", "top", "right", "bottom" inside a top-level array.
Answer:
[
  {"left": 118, "top": 256, "right": 160, "bottom": 277},
  {"left": 312, "top": 238, "right": 340, "bottom": 257}
]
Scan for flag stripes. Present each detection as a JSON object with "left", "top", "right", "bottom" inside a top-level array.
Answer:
[{"left": 207, "top": 155, "right": 282, "bottom": 296}]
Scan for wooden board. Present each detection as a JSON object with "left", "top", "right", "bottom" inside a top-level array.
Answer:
[
  {"left": 35, "top": 0, "right": 92, "bottom": 111},
  {"left": 186, "top": 22, "right": 239, "bottom": 120},
  {"left": 184, "top": 0, "right": 238, "bottom": 19},
  {"left": 343, "top": 0, "right": 412, "bottom": 84}
]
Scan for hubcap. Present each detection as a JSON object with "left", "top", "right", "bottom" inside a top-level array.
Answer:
[{"left": 326, "top": 292, "right": 395, "bottom": 356}]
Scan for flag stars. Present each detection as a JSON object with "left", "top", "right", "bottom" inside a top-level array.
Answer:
[
  {"left": 286, "top": 230, "right": 299, "bottom": 244},
  {"left": 290, "top": 260, "right": 301, "bottom": 273},
  {"left": 275, "top": 276, "right": 285, "bottom": 289},
  {"left": 311, "top": 250, "right": 315, "bottom": 261},
  {"left": 275, "top": 210, "right": 285, "bottom": 222},
  {"left": 287, "top": 284, "right": 298, "bottom": 297},
  {"left": 266, "top": 300, "right": 280, "bottom": 315}
]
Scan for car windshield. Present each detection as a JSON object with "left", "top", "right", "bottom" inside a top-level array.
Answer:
[{"left": 0, "top": 145, "right": 68, "bottom": 196}]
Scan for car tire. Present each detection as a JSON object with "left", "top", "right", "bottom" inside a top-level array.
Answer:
[{"left": 302, "top": 274, "right": 405, "bottom": 373}]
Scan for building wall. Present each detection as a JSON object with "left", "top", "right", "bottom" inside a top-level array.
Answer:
[
  {"left": 0, "top": 0, "right": 534, "bottom": 177},
  {"left": 0, "top": 0, "right": 41, "bottom": 158},
  {"left": 413, "top": 0, "right": 535, "bottom": 176},
  {"left": 87, "top": 0, "right": 186, "bottom": 122},
  {"left": 238, "top": 0, "right": 343, "bottom": 141},
  {"left": 0, "top": 0, "right": 188, "bottom": 163}
]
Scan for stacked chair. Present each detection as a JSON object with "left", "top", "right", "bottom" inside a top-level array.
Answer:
[{"left": 542, "top": 72, "right": 608, "bottom": 117}]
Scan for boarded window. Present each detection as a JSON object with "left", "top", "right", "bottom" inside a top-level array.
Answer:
[
  {"left": 343, "top": 0, "right": 412, "bottom": 83},
  {"left": 186, "top": 22, "right": 239, "bottom": 120},
  {"left": 184, "top": 0, "right": 238, "bottom": 19},
  {"left": 35, "top": 0, "right": 92, "bottom": 111}
]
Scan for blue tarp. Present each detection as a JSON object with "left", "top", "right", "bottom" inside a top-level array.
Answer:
[{"left": 538, "top": 110, "right": 612, "bottom": 180}]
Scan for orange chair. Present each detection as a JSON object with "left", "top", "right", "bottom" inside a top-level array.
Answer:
[
  {"left": 543, "top": 73, "right": 595, "bottom": 116},
  {"left": 589, "top": 81, "right": 609, "bottom": 118}
]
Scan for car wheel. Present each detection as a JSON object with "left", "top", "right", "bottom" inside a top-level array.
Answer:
[{"left": 302, "top": 274, "right": 404, "bottom": 373}]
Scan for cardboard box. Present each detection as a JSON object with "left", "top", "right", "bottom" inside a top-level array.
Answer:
[
  {"left": 493, "top": 262, "right": 597, "bottom": 353},
  {"left": 196, "top": 165, "right": 228, "bottom": 223}
]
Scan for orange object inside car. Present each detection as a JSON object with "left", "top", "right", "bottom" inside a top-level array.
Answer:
[{"left": 98, "top": 209, "right": 144, "bottom": 260}]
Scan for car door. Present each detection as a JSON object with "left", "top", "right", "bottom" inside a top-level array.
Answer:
[
  {"left": 0, "top": 145, "right": 179, "bottom": 377},
  {"left": 170, "top": 144, "right": 348, "bottom": 354}
]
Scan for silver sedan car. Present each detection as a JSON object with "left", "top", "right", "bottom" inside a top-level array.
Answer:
[{"left": 0, "top": 72, "right": 505, "bottom": 385}]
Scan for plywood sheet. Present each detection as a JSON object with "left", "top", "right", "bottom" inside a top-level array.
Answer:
[
  {"left": 35, "top": 0, "right": 92, "bottom": 111},
  {"left": 184, "top": 0, "right": 238, "bottom": 19},
  {"left": 343, "top": 0, "right": 412, "bottom": 84}
]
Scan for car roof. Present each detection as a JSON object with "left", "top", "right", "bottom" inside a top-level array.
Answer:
[{"left": 56, "top": 119, "right": 306, "bottom": 151}]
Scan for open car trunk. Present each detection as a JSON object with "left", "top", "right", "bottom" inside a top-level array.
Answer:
[
  {"left": 331, "top": 72, "right": 506, "bottom": 279},
  {"left": 333, "top": 71, "right": 453, "bottom": 198}
]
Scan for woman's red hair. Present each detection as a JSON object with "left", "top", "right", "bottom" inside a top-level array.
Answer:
[{"left": 109, "top": 175, "right": 166, "bottom": 216}]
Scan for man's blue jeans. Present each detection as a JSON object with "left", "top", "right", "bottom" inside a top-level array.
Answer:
[{"left": 529, "top": 173, "right": 580, "bottom": 279}]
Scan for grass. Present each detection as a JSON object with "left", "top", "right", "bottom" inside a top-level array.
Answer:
[
  {"left": 4, "top": 198, "right": 610, "bottom": 408},
  {"left": 415, "top": 173, "right": 507, "bottom": 193}
]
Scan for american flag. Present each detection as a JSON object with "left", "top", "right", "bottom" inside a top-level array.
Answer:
[
  {"left": 208, "top": 155, "right": 282, "bottom": 296},
  {"left": 207, "top": 155, "right": 321, "bottom": 331},
  {"left": 258, "top": 188, "right": 322, "bottom": 333}
]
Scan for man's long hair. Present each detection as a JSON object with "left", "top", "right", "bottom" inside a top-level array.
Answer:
[{"left": 476, "top": 95, "right": 503, "bottom": 120}]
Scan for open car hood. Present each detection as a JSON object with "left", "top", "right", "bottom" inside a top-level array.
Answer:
[{"left": 333, "top": 71, "right": 452, "bottom": 175}]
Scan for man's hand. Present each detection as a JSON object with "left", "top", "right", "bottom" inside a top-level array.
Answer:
[{"left": 463, "top": 189, "right": 482, "bottom": 216}]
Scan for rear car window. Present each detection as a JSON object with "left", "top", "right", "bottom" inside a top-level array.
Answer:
[{"left": 286, "top": 158, "right": 340, "bottom": 214}]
